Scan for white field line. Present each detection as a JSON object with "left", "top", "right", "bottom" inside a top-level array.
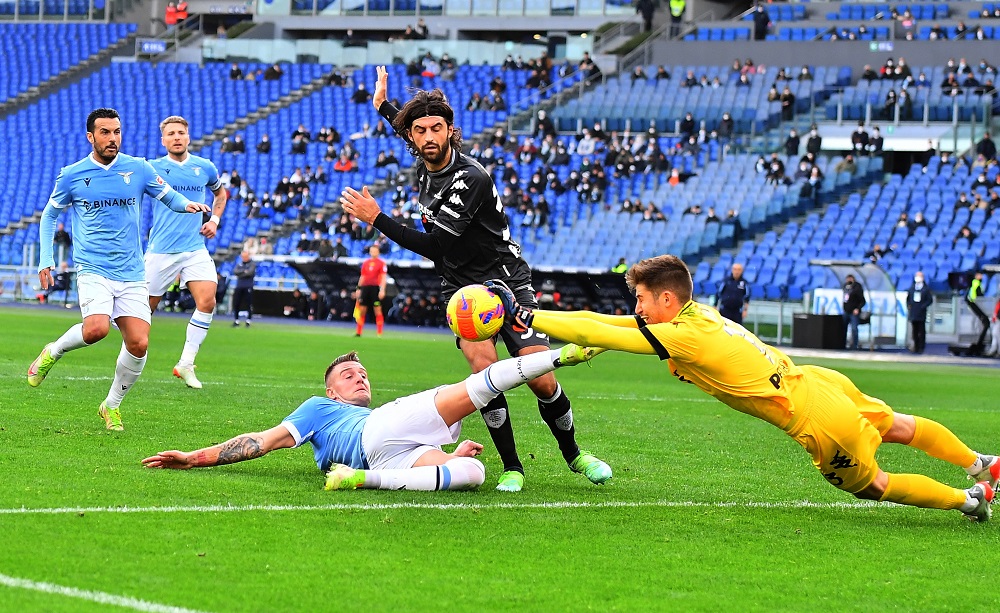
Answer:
[
  {"left": 0, "top": 572, "right": 211, "bottom": 613},
  {"left": 0, "top": 499, "right": 887, "bottom": 516}
]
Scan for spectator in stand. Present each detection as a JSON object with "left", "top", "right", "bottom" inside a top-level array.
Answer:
[
  {"left": 307, "top": 291, "right": 324, "bottom": 321},
  {"left": 782, "top": 128, "right": 800, "bottom": 157},
  {"left": 295, "top": 232, "right": 312, "bottom": 253},
  {"left": 806, "top": 126, "right": 822, "bottom": 155},
  {"left": 861, "top": 65, "right": 879, "bottom": 81},
  {"left": 351, "top": 83, "right": 371, "bottom": 104},
  {"left": 681, "top": 71, "right": 698, "bottom": 88},
  {"left": 415, "top": 17, "right": 429, "bottom": 39},
  {"left": 867, "top": 127, "right": 884, "bottom": 156},
  {"left": 752, "top": 3, "right": 770, "bottom": 40},
  {"left": 898, "top": 89, "right": 913, "bottom": 121},
  {"left": 256, "top": 134, "right": 271, "bottom": 154},
  {"left": 375, "top": 151, "right": 400, "bottom": 177},
  {"left": 263, "top": 64, "right": 284, "bottom": 81},
  {"left": 231, "top": 135, "right": 246, "bottom": 154},
  {"left": 229, "top": 63, "right": 243, "bottom": 80},
  {"left": 290, "top": 135, "right": 307, "bottom": 155},
  {"left": 54, "top": 222, "right": 72, "bottom": 251},
  {"left": 334, "top": 152, "right": 356, "bottom": 173},
  {"left": 851, "top": 122, "right": 869, "bottom": 155},
  {"left": 954, "top": 225, "right": 977, "bottom": 245},
  {"left": 679, "top": 112, "right": 696, "bottom": 138},
  {"left": 835, "top": 154, "right": 857, "bottom": 176},
  {"left": 164, "top": 1, "right": 177, "bottom": 30},
  {"left": 780, "top": 87, "right": 796, "bottom": 121},
  {"left": 637, "top": 0, "right": 656, "bottom": 33},
  {"left": 976, "top": 132, "right": 997, "bottom": 162}
]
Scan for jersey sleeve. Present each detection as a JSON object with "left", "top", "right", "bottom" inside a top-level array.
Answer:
[
  {"left": 280, "top": 397, "right": 320, "bottom": 448},
  {"left": 431, "top": 167, "right": 493, "bottom": 238},
  {"left": 205, "top": 159, "right": 223, "bottom": 192},
  {"left": 142, "top": 160, "right": 173, "bottom": 201},
  {"left": 47, "top": 167, "right": 73, "bottom": 209}
]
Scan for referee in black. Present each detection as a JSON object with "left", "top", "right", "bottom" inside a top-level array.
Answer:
[
  {"left": 715, "top": 262, "right": 750, "bottom": 325},
  {"left": 340, "top": 65, "right": 610, "bottom": 493}
]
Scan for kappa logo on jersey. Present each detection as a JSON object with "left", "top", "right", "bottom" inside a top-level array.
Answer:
[
  {"left": 448, "top": 193, "right": 464, "bottom": 207},
  {"left": 452, "top": 179, "right": 468, "bottom": 191},
  {"left": 454, "top": 170, "right": 467, "bottom": 178},
  {"left": 117, "top": 171, "right": 134, "bottom": 185},
  {"left": 84, "top": 178, "right": 92, "bottom": 186}
]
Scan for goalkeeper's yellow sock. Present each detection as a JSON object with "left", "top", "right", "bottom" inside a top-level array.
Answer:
[
  {"left": 907, "top": 416, "right": 978, "bottom": 468},
  {"left": 879, "top": 473, "right": 967, "bottom": 510}
]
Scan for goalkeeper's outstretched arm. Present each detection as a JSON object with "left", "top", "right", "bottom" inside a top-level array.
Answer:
[
  {"left": 531, "top": 311, "right": 659, "bottom": 355},
  {"left": 141, "top": 425, "right": 295, "bottom": 469}
]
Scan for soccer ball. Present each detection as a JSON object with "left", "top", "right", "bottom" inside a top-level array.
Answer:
[{"left": 446, "top": 284, "right": 505, "bottom": 342}]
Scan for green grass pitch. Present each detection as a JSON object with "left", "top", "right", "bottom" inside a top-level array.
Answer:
[{"left": 1, "top": 306, "right": 999, "bottom": 612}]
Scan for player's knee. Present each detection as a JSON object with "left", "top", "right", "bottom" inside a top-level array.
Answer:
[
  {"left": 82, "top": 321, "right": 110, "bottom": 344},
  {"left": 445, "top": 456, "right": 486, "bottom": 490},
  {"left": 125, "top": 336, "right": 149, "bottom": 357},
  {"left": 526, "top": 372, "right": 558, "bottom": 397}
]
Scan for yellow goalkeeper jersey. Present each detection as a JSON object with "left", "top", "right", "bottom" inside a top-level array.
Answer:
[{"left": 533, "top": 301, "right": 808, "bottom": 430}]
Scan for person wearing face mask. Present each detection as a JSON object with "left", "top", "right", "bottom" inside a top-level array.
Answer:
[
  {"left": 906, "top": 271, "right": 933, "bottom": 354},
  {"left": 806, "top": 127, "right": 822, "bottom": 155}
]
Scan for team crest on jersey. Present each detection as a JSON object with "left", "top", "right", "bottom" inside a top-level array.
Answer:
[
  {"left": 117, "top": 171, "right": 134, "bottom": 185},
  {"left": 194, "top": 167, "right": 201, "bottom": 176}
]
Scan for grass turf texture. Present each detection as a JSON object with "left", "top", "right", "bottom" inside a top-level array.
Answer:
[{"left": 1, "top": 306, "right": 999, "bottom": 612}]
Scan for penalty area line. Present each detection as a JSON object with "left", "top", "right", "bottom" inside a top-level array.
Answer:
[
  {"left": 0, "top": 499, "right": 886, "bottom": 515},
  {"left": 0, "top": 572, "right": 212, "bottom": 613}
]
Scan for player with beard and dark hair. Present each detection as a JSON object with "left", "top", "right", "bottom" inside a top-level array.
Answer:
[{"left": 341, "top": 66, "right": 611, "bottom": 492}]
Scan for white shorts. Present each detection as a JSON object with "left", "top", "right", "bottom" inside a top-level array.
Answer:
[
  {"left": 145, "top": 249, "right": 217, "bottom": 297},
  {"left": 361, "top": 387, "right": 462, "bottom": 470},
  {"left": 77, "top": 273, "right": 151, "bottom": 323}
]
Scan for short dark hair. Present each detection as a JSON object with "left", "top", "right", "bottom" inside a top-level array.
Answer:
[
  {"left": 625, "top": 254, "right": 693, "bottom": 303},
  {"left": 392, "top": 89, "right": 462, "bottom": 159},
  {"left": 87, "top": 108, "right": 120, "bottom": 133},
  {"left": 325, "top": 351, "right": 361, "bottom": 385}
]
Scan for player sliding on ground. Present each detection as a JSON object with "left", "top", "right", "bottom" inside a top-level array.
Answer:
[
  {"left": 142, "top": 345, "right": 602, "bottom": 491},
  {"left": 485, "top": 255, "right": 1000, "bottom": 522}
]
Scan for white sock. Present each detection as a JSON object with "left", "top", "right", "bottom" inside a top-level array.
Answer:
[
  {"left": 465, "top": 350, "right": 561, "bottom": 409},
  {"left": 105, "top": 344, "right": 147, "bottom": 408},
  {"left": 361, "top": 457, "right": 486, "bottom": 491},
  {"left": 50, "top": 323, "right": 89, "bottom": 358},
  {"left": 180, "top": 310, "right": 213, "bottom": 366},
  {"left": 966, "top": 454, "right": 996, "bottom": 476}
]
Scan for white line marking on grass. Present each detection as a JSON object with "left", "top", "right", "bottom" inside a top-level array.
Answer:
[
  {"left": 0, "top": 499, "right": 886, "bottom": 516},
  {"left": 0, "top": 572, "right": 211, "bottom": 613}
]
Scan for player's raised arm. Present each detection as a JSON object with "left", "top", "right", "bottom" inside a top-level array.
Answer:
[{"left": 142, "top": 424, "right": 295, "bottom": 469}]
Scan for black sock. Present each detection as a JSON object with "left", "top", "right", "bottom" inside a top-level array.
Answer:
[
  {"left": 537, "top": 384, "right": 580, "bottom": 463},
  {"left": 480, "top": 394, "right": 523, "bottom": 474}
]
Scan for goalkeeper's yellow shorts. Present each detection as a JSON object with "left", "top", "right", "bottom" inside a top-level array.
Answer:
[{"left": 784, "top": 365, "right": 896, "bottom": 494}]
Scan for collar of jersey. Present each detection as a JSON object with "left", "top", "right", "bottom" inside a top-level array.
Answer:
[
  {"left": 426, "top": 148, "right": 457, "bottom": 176},
  {"left": 89, "top": 153, "right": 121, "bottom": 171},
  {"left": 163, "top": 153, "right": 192, "bottom": 166}
]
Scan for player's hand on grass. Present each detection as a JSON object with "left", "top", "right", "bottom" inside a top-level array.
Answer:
[
  {"left": 454, "top": 440, "right": 484, "bottom": 457},
  {"left": 341, "top": 186, "right": 380, "bottom": 223},
  {"left": 484, "top": 279, "right": 534, "bottom": 332},
  {"left": 186, "top": 202, "right": 211, "bottom": 214},
  {"left": 142, "top": 450, "right": 194, "bottom": 470},
  {"left": 372, "top": 65, "right": 388, "bottom": 112},
  {"left": 38, "top": 267, "right": 53, "bottom": 290}
]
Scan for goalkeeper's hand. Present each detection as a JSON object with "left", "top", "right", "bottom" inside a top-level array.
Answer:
[{"left": 484, "top": 279, "right": 534, "bottom": 332}]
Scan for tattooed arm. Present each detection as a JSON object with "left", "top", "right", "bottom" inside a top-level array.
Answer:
[{"left": 141, "top": 425, "right": 296, "bottom": 469}]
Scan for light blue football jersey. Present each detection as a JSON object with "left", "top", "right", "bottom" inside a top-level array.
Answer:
[
  {"left": 281, "top": 397, "right": 371, "bottom": 471},
  {"left": 40, "top": 153, "right": 191, "bottom": 282},
  {"left": 147, "top": 154, "right": 222, "bottom": 254}
]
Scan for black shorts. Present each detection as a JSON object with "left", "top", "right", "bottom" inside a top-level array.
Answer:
[
  {"left": 358, "top": 285, "right": 381, "bottom": 308},
  {"left": 454, "top": 284, "right": 550, "bottom": 355}
]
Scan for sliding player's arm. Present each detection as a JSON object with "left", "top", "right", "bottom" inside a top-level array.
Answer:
[
  {"left": 531, "top": 310, "right": 659, "bottom": 355},
  {"left": 141, "top": 425, "right": 295, "bottom": 469}
]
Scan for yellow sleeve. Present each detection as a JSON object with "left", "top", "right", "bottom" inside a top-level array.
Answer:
[{"left": 532, "top": 311, "right": 659, "bottom": 355}]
